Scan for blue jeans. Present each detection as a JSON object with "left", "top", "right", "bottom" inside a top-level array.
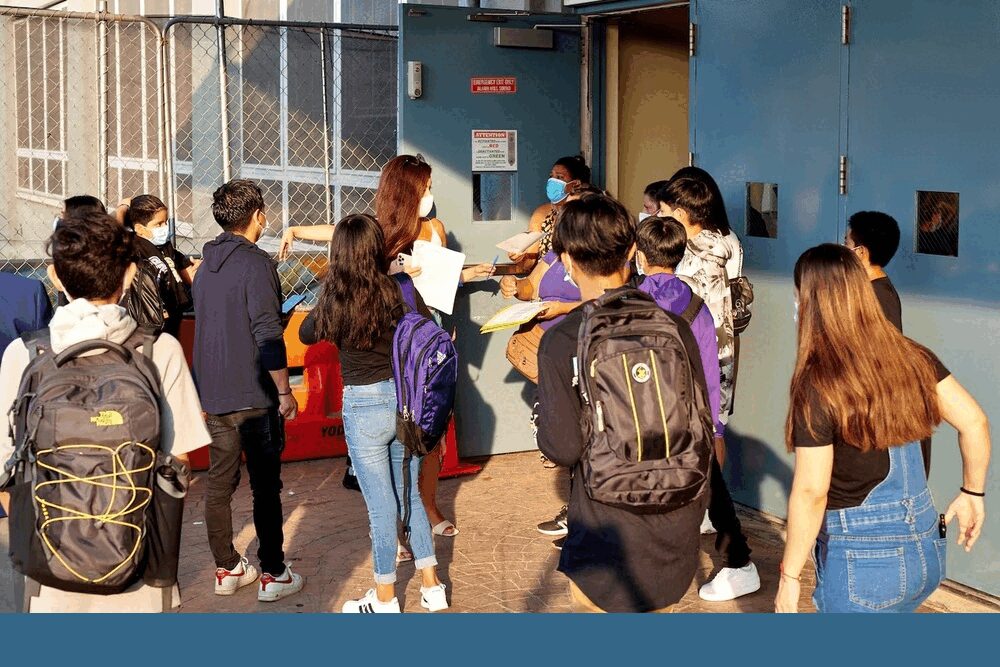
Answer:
[
  {"left": 813, "top": 440, "right": 946, "bottom": 612},
  {"left": 342, "top": 380, "right": 436, "bottom": 584}
]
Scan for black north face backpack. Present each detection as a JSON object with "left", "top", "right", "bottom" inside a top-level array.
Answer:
[
  {"left": 2, "top": 328, "right": 164, "bottom": 594},
  {"left": 575, "top": 287, "right": 714, "bottom": 511}
]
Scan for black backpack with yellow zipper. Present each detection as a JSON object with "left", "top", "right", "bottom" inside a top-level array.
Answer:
[
  {"left": 2, "top": 327, "right": 165, "bottom": 594},
  {"left": 574, "top": 287, "right": 714, "bottom": 511}
]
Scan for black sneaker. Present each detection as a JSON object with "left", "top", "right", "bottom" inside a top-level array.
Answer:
[
  {"left": 536, "top": 505, "right": 568, "bottom": 536},
  {"left": 342, "top": 458, "right": 361, "bottom": 492},
  {"left": 552, "top": 536, "right": 566, "bottom": 550}
]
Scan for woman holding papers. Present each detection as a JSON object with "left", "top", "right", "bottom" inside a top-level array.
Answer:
[
  {"left": 508, "top": 155, "right": 592, "bottom": 273},
  {"left": 277, "top": 155, "right": 493, "bottom": 286},
  {"left": 281, "top": 155, "right": 490, "bottom": 543}
]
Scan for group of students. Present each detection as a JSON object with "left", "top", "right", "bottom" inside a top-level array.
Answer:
[{"left": 0, "top": 149, "right": 991, "bottom": 614}]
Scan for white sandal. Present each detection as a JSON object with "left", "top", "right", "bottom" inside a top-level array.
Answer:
[{"left": 432, "top": 520, "right": 459, "bottom": 537}]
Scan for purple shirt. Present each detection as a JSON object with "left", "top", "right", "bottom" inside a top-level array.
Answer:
[
  {"left": 639, "top": 272, "right": 723, "bottom": 436},
  {"left": 537, "top": 251, "right": 581, "bottom": 331}
]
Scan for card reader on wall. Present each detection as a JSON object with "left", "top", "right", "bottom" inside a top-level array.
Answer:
[{"left": 407, "top": 61, "right": 423, "bottom": 99}]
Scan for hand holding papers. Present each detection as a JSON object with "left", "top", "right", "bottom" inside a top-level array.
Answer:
[
  {"left": 480, "top": 301, "right": 553, "bottom": 334},
  {"left": 496, "top": 231, "right": 543, "bottom": 256},
  {"left": 408, "top": 240, "right": 466, "bottom": 315}
]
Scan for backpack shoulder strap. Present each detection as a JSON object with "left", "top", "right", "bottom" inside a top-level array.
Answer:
[
  {"left": 136, "top": 326, "right": 158, "bottom": 361},
  {"left": 393, "top": 274, "right": 419, "bottom": 312},
  {"left": 20, "top": 327, "right": 50, "bottom": 359},
  {"left": 680, "top": 292, "right": 705, "bottom": 326}
]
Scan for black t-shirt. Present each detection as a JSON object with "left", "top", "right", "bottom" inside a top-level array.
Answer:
[
  {"left": 535, "top": 308, "right": 703, "bottom": 612},
  {"left": 133, "top": 237, "right": 193, "bottom": 335},
  {"left": 871, "top": 277, "right": 902, "bottom": 331},
  {"left": 298, "top": 287, "right": 430, "bottom": 386},
  {"left": 792, "top": 343, "right": 949, "bottom": 510}
]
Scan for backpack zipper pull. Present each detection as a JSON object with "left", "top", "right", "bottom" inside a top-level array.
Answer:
[{"left": 595, "top": 401, "right": 605, "bottom": 432}]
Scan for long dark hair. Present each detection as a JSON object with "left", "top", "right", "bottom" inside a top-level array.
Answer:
[
  {"left": 785, "top": 244, "right": 940, "bottom": 452},
  {"left": 669, "top": 166, "right": 731, "bottom": 235},
  {"left": 375, "top": 154, "right": 431, "bottom": 262},
  {"left": 313, "top": 214, "right": 403, "bottom": 350}
]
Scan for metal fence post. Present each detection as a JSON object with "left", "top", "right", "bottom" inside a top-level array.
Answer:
[
  {"left": 319, "top": 27, "right": 333, "bottom": 227},
  {"left": 97, "top": 1, "right": 108, "bottom": 202},
  {"left": 215, "top": 0, "right": 232, "bottom": 182}
]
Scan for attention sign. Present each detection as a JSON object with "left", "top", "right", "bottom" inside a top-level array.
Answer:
[
  {"left": 471, "top": 76, "right": 517, "bottom": 94},
  {"left": 472, "top": 130, "right": 517, "bottom": 171}
]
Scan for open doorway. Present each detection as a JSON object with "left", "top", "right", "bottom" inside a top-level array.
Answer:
[{"left": 604, "top": 4, "right": 690, "bottom": 211}]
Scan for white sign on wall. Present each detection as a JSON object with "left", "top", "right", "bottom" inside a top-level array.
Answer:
[{"left": 472, "top": 130, "right": 517, "bottom": 172}]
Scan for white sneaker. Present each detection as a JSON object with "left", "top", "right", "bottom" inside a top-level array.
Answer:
[
  {"left": 214, "top": 556, "right": 259, "bottom": 596},
  {"left": 699, "top": 562, "right": 761, "bottom": 601},
  {"left": 420, "top": 583, "right": 449, "bottom": 612},
  {"left": 342, "top": 588, "right": 401, "bottom": 613},
  {"left": 258, "top": 565, "right": 304, "bottom": 602},
  {"left": 700, "top": 511, "right": 718, "bottom": 535}
]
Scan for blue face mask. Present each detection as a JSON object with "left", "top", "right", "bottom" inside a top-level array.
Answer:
[
  {"left": 150, "top": 225, "right": 171, "bottom": 247},
  {"left": 546, "top": 177, "right": 568, "bottom": 204}
]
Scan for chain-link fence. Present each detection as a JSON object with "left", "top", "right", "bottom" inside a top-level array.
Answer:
[
  {"left": 0, "top": 7, "right": 398, "bottom": 304},
  {"left": 0, "top": 8, "right": 165, "bottom": 291}
]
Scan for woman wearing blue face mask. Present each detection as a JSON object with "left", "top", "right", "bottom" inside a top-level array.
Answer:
[
  {"left": 120, "top": 194, "right": 199, "bottom": 338},
  {"left": 508, "top": 155, "right": 592, "bottom": 273}
]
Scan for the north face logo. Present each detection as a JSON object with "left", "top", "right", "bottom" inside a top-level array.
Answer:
[{"left": 90, "top": 410, "right": 124, "bottom": 427}]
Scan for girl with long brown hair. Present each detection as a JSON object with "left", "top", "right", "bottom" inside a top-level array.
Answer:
[
  {"left": 776, "top": 244, "right": 990, "bottom": 613},
  {"left": 278, "top": 155, "right": 492, "bottom": 544},
  {"left": 298, "top": 214, "right": 448, "bottom": 613}
]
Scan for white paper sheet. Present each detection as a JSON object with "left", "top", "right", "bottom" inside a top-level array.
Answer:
[
  {"left": 409, "top": 240, "right": 466, "bottom": 315},
  {"left": 496, "top": 231, "right": 543, "bottom": 255}
]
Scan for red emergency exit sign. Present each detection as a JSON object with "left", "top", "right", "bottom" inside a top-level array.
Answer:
[{"left": 471, "top": 76, "right": 517, "bottom": 94}]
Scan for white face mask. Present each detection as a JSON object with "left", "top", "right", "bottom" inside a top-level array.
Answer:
[
  {"left": 418, "top": 193, "right": 434, "bottom": 219},
  {"left": 635, "top": 256, "right": 645, "bottom": 276},
  {"left": 793, "top": 299, "right": 799, "bottom": 323},
  {"left": 638, "top": 211, "right": 651, "bottom": 223}
]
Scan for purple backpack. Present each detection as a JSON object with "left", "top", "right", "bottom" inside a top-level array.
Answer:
[{"left": 391, "top": 275, "right": 458, "bottom": 456}]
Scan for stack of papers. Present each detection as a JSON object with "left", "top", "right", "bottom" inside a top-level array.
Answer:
[
  {"left": 480, "top": 301, "right": 553, "bottom": 334},
  {"left": 408, "top": 240, "right": 466, "bottom": 315},
  {"left": 496, "top": 231, "right": 543, "bottom": 255}
]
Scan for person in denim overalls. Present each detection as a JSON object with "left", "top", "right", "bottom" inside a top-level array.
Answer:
[
  {"left": 776, "top": 245, "right": 990, "bottom": 613},
  {"left": 813, "top": 440, "right": 944, "bottom": 611}
]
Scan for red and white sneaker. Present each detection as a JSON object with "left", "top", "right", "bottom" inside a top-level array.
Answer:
[
  {"left": 258, "top": 565, "right": 304, "bottom": 602},
  {"left": 214, "top": 555, "right": 259, "bottom": 596}
]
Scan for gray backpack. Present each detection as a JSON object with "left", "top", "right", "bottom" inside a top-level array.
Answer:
[
  {"left": 575, "top": 287, "right": 714, "bottom": 511},
  {"left": 3, "top": 328, "right": 163, "bottom": 594}
]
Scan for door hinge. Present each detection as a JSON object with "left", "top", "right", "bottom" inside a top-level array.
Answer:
[
  {"left": 689, "top": 22, "right": 697, "bottom": 57},
  {"left": 841, "top": 5, "right": 851, "bottom": 45},
  {"left": 839, "top": 155, "right": 848, "bottom": 195},
  {"left": 688, "top": 152, "right": 695, "bottom": 167}
]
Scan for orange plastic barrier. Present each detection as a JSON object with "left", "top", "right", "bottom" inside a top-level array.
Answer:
[{"left": 179, "top": 313, "right": 480, "bottom": 479}]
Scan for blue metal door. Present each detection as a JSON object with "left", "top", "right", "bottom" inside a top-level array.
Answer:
[
  {"left": 399, "top": 5, "right": 582, "bottom": 455},
  {"left": 845, "top": 0, "right": 1000, "bottom": 595},
  {"left": 690, "top": 0, "right": 845, "bottom": 518}
]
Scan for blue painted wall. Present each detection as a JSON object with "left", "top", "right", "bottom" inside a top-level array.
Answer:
[
  {"left": 692, "top": 0, "right": 999, "bottom": 595},
  {"left": 399, "top": 5, "right": 582, "bottom": 455}
]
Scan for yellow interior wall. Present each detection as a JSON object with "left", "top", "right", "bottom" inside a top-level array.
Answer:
[{"left": 613, "top": 17, "right": 689, "bottom": 212}]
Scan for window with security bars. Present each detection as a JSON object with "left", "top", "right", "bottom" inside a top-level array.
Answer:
[
  {"left": 229, "top": 25, "right": 397, "bottom": 239},
  {"left": 14, "top": 17, "right": 67, "bottom": 203},
  {"left": 106, "top": 4, "right": 164, "bottom": 208},
  {"left": 916, "top": 190, "right": 959, "bottom": 257}
]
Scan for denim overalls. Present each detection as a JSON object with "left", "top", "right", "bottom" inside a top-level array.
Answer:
[{"left": 813, "top": 440, "right": 947, "bottom": 612}]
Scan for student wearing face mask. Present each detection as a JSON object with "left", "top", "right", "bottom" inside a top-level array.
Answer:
[
  {"left": 639, "top": 180, "right": 668, "bottom": 222},
  {"left": 119, "top": 195, "right": 199, "bottom": 338},
  {"left": 507, "top": 155, "right": 592, "bottom": 273},
  {"left": 193, "top": 179, "right": 304, "bottom": 603}
]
